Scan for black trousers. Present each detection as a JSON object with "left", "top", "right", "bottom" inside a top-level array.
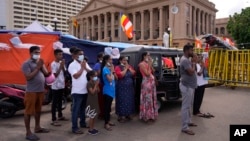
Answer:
[
  {"left": 51, "top": 89, "right": 64, "bottom": 121},
  {"left": 193, "top": 85, "right": 206, "bottom": 115},
  {"left": 104, "top": 94, "right": 113, "bottom": 124}
]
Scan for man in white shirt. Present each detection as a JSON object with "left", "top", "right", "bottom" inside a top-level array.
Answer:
[
  {"left": 193, "top": 55, "right": 208, "bottom": 116},
  {"left": 68, "top": 48, "right": 92, "bottom": 134},
  {"left": 50, "top": 49, "right": 67, "bottom": 126}
]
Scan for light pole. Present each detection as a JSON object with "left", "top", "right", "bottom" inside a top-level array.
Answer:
[
  {"left": 168, "top": 27, "right": 171, "bottom": 48},
  {"left": 52, "top": 17, "right": 59, "bottom": 31}
]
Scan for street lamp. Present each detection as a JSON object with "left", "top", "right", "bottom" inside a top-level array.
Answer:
[
  {"left": 168, "top": 27, "right": 171, "bottom": 47},
  {"left": 52, "top": 17, "right": 59, "bottom": 31}
]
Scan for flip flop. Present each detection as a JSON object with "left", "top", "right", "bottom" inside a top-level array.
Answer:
[
  {"left": 108, "top": 123, "right": 116, "bottom": 126},
  {"left": 26, "top": 134, "right": 40, "bottom": 141},
  {"left": 207, "top": 113, "right": 215, "bottom": 118},
  {"left": 58, "top": 117, "right": 69, "bottom": 121},
  {"left": 35, "top": 128, "right": 50, "bottom": 133},
  {"left": 188, "top": 123, "right": 198, "bottom": 127},
  {"left": 104, "top": 125, "right": 112, "bottom": 131},
  {"left": 197, "top": 113, "right": 211, "bottom": 118},
  {"left": 182, "top": 129, "right": 195, "bottom": 135},
  {"left": 51, "top": 121, "right": 61, "bottom": 126}
]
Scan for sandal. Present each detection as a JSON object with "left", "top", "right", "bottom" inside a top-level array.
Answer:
[
  {"left": 72, "top": 129, "right": 83, "bottom": 134},
  {"left": 104, "top": 125, "right": 112, "bottom": 131},
  {"left": 26, "top": 134, "right": 40, "bottom": 141},
  {"left": 58, "top": 117, "right": 69, "bottom": 121},
  {"left": 197, "top": 113, "right": 211, "bottom": 118},
  {"left": 118, "top": 117, "right": 127, "bottom": 123},
  {"left": 34, "top": 128, "right": 50, "bottom": 133},
  {"left": 188, "top": 123, "right": 197, "bottom": 127},
  {"left": 108, "top": 122, "right": 116, "bottom": 126},
  {"left": 207, "top": 113, "right": 215, "bottom": 118},
  {"left": 182, "top": 129, "right": 195, "bottom": 135},
  {"left": 51, "top": 121, "right": 61, "bottom": 126}
]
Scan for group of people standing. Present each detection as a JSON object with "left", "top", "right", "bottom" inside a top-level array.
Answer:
[{"left": 21, "top": 46, "right": 158, "bottom": 140}]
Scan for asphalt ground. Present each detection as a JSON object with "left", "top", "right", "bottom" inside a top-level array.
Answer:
[{"left": 0, "top": 86, "right": 250, "bottom": 141}]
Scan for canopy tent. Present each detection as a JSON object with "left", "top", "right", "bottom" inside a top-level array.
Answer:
[
  {"left": 0, "top": 32, "right": 59, "bottom": 84},
  {"left": 93, "top": 41, "right": 137, "bottom": 49},
  {"left": 22, "top": 20, "right": 53, "bottom": 32}
]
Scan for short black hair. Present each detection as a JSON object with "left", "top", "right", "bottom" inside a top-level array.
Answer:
[
  {"left": 54, "top": 49, "right": 63, "bottom": 55},
  {"left": 183, "top": 44, "right": 194, "bottom": 53},
  {"left": 29, "top": 46, "right": 40, "bottom": 54},
  {"left": 73, "top": 48, "right": 82, "bottom": 55},
  {"left": 84, "top": 56, "right": 88, "bottom": 62},
  {"left": 97, "top": 52, "right": 104, "bottom": 59},
  {"left": 69, "top": 47, "right": 78, "bottom": 54},
  {"left": 86, "top": 71, "right": 96, "bottom": 81}
]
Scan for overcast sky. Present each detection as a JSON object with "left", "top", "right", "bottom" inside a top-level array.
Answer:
[{"left": 209, "top": 0, "right": 250, "bottom": 18}]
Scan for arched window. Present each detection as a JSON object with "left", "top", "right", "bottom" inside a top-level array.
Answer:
[{"left": 220, "top": 27, "right": 225, "bottom": 34}]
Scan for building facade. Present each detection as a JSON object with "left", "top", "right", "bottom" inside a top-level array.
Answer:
[
  {"left": 215, "top": 18, "right": 231, "bottom": 38},
  {"left": 0, "top": 0, "right": 89, "bottom": 33},
  {"left": 69, "top": 0, "right": 217, "bottom": 47}
]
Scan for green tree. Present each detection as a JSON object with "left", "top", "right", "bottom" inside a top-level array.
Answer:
[{"left": 227, "top": 7, "right": 250, "bottom": 45}]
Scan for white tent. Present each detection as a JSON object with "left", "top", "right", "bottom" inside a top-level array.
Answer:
[{"left": 22, "top": 20, "right": 52, "bottom": 32}]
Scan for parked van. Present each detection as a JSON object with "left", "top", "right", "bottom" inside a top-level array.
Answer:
[{"left": 120, "top": 45, "right": 183, "bottom": 111}]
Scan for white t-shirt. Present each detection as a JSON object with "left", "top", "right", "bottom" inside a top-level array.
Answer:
[
  {"left": 68, "top": 60, "right": 92, "bottom": 94},
  {"left": 196, "top": 63, "right": 208, "bottom": 86},
  {"left": 51, "top": 61, "right": 65, "bottom": 90}
]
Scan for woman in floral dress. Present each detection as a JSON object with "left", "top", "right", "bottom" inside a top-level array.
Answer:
[{"left": 138, "top": 52, "right": 158, "bottom": 123}]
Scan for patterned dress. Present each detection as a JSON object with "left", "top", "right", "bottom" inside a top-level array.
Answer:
[
  {"left": 115, "top": 65, "right": 135, "bottom": 117},
  {"left": 139, "top": 62, "right": 158, "bottom": 121}
]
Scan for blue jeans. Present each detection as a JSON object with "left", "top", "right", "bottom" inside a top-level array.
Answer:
[{"left": 71, "top": 94, "right": 88, "bottom": 132}]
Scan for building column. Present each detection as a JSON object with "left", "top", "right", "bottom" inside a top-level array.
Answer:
[
  {"left": 111, "top": 12, "right": 115, "bottom": 40},
  {"left": 98, "top": 15, "right": 101, "bottom": 40},
  {"left": 193, "top": 7, "right": 196, "bottom": 36},
  {"left": 203, "top": 12, "right": 205, "bottom": 34},
  {"left": 86, "top": 17, "right": 89, "bottom": 38},
  {"left": 159, "top": 7, "right": 163, "bottom": 39},
  {"left": 133, "top": 12, "right": 136, "bottom": 42},
  {"left": 206, "top": 13, "right": 209, "bottom": 34},
  {"left": 197, "top": 10, "right": 200, "bottom": 35},
  {"left": 208, "top": 14, "right": 211, "bottom": 33},
  {"left": 91, "top": 16, "right": 94, "bottom": 40},
  {"left": 149, "top": 9, "right": 153, "bottom": 39},
  {"left": 104, "top": 13, "right": 108, "bottom": 39},
  {"left": 140, "top": 10, "right": 144, "bottom": 40},
  {"left": 79, "top": 19, "right": 83, "bottom": 39}
]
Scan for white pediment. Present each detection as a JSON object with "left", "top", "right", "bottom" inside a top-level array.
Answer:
[{"left": 79, "top": 0, "right": 112, "bottom": 14}]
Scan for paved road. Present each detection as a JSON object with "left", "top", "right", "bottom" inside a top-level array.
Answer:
[{"left": 0, "top": 86, "right": 250, "bottom": 141}]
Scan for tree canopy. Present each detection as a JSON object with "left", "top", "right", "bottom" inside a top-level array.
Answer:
[{"left": 227, "top": 7, "right": 250, "bottom": 45}]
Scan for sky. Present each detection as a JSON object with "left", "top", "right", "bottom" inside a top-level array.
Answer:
[{"left": 209, "top": 0, "right": 250, "bottom": 18}]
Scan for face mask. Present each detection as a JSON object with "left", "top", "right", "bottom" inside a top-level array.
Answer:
[
  {"left": 120, "top": 63, "right": 125, "bottom": 66},
  {"left": 145, "top": 58, "right": 149, "bottom": 62},
  {"left": 93, "top": 76, "right": 98, "bottom": 81},
  {"left": 107, "top": 62, "right": 111, "bottom": 66},
  {"left": 32, "top": 54, "right": 40, "bottom": 60},
  {"left": 99, "top": 60, "right": 102, "bottom": 63},
  {"left": 78, "top": 55, "right": 84, "bottom": 62}
]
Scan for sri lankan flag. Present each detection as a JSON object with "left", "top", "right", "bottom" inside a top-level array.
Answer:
[{"left": 73, "top": 18, "right": 78, "bottom": 27}]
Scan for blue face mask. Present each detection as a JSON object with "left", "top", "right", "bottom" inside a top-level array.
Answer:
[
  {"left": 78, "top": 55, "right": 84, "bottom": 62},
  {"left": 93, "top": 76, "right": 98, "bottom": 81}
]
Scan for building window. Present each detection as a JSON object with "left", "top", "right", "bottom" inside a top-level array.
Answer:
[
  {"left": 186, "top": 23, "right": 189, "bottom": 36},
  {"left": 186, "top": 4, "right": 190, "bottom": 17},
  {"left": 215, "top": 28, "right": 218, "bottom": 34},
  {"left": 220, "top": 27, "right": 225, "bottom": 34},
  {"left": 115, "top": 29, "right": 118, "bottom": 37}
]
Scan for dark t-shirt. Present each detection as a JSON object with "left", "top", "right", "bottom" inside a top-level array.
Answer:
[
  {"left": 180, "top": 56, "right": 197, "bottom": 89},
  {"left": 21, "top": 59, "right": 45, "bottom": 92}
]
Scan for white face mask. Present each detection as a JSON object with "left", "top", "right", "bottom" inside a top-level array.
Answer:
[
  {"left": 93, "top": 76, "right": 98, "bottom": 81},
  {"left": 32, "top": 54, "right": 40, "bottom": 60},
  {"left": 107, "top": 62, "right": 111, "bottom": 66},
  {"left": 145, "top": 58, "right": 149, "bottom": 62},
  {"left": 78, "top": 55, "right": 84, "bottom": 62}
]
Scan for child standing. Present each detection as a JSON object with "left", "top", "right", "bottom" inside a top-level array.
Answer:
[{"left": 86, "top": 71, "right": 100, "bottom": 135}]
